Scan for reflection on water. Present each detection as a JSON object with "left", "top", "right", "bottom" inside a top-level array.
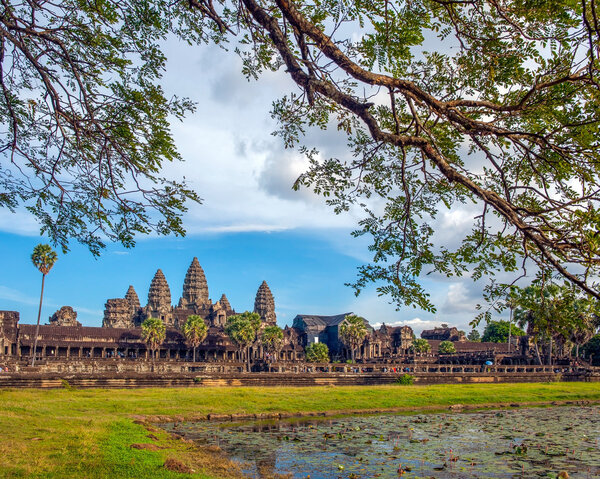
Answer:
[{"left": 162, "top": 406, "right": 600, "bottom": 478}]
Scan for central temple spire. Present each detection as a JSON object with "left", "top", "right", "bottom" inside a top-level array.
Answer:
[
  {"left": 254, "top": 280, "right": 276, "bottom": 325},
  {"left": 179, "top": 257, "right": 209, "bottom": 309}
]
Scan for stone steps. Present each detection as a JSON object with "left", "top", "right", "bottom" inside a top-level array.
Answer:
[{"left": 0, "top": 371, "right": 597, "bottom": 389}]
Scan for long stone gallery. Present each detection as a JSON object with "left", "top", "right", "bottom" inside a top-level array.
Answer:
[{"left": 0, "top": 258, "right": 597, "bottom": 386}]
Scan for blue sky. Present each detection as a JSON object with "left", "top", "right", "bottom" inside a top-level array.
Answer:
[{"left": 0, "top": 35, "right": 504, "bottom": 334}]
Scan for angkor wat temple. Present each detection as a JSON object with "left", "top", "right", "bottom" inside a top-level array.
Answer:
[{"left": 0, "top": 257, "right": 515, "bottom": 366}]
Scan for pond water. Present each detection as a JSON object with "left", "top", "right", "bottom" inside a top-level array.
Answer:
[{"left": 162, "top": 406, "right": 600, "bottom": 478}]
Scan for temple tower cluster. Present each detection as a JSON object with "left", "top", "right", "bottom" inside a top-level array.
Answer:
[{"left": 102, "top": 257, "right": 276, "bottom": 331}]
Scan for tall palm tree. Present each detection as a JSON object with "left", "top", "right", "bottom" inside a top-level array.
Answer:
[
  {"left": 30, "top": 244, "right": 58, "bottom": 366},
  {"left": 182, "top": 315, "right": 208, "bottom": 362},
  {"left": 339, "top": 315, "right": 369, "bottom": 362},
  {"left": 141, "top": 317, "right": 166, "bottom": 365},
  {"left": 225, "top": 312, "right": 261, "bottom": 372},
  {"left": 260, "top": 325, "right": 284, "bottom": 364}
]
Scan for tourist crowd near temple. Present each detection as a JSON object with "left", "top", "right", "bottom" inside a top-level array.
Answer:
[{"left": 0, "top": 257, "right": 547, "bottom": 368}]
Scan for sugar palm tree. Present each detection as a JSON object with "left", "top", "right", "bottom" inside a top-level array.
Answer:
[
  {"left": 182, "top": 315, "right": 208, "bottom": 362},
  {"left": 141, "top": 317, "right": 166, "bottom": 364},
  {"left": 31, "top": 244, "right": 58, "bottom": 366},
  {"left": 260, "top": 325, "right": 284, "bottom": 363},
  {"left": 225, "top": 312, "right": 261, "bottom": 372},
  {"left": 339, "top": 315, "right": 369, "bottom": 362}
]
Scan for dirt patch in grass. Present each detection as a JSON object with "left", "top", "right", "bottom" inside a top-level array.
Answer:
[
  {"left": 164, "top": 457, "right": 194, "bottom": 473},
  {"left": 130, "top": 443, "right": 165, "bottom": 451}
]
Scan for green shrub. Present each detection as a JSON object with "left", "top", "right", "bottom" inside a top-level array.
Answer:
[
  {"left": 305, "top": 342, "right": 330, "bottom": 363},
  {"left": 439, "top": 340, "right": 456, "bottom": 354},
  {"left": 395, "top": 373, "right": 414, "bottom": 385},
  {"left": 410, "top": 338, "right": 431, "bottom": 354},
  {"left": 60, "top": 379, "right": 75, "bottom": 390}
]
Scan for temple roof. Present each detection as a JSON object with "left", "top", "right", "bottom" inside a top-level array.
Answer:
[{"left": 292, "top": 313, "right": 353, "bottom": 329}]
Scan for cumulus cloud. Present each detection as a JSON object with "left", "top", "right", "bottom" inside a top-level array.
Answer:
[{"left": 442, "top": 282, "right": 481, "bottom": 315}]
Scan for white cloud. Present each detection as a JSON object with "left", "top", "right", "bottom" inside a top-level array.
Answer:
[
  {"left": 442, "top": 282, "right": 480, "bottom": 315},
  {"left": 0, "top": 286, "right": 37, "bottom": 306}
]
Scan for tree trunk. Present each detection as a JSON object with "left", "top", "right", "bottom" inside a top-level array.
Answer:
[
  {"left": 508, "top": 307, "right": 513, "bottom": 353},
  {"left": 246, "top": 346, "right": 251, "bottom": 372},
  {"left": 31, "top": 273, "right": 46, "bottom": 367},
  {"left": 534, "top": 341, "right": 543, "bottom": 365},
  {"left": 193, "top": 346, "right": 196, "bottom": 362},
  {"left": 548, "top": 336, "right": 553, "bottom": 365}
]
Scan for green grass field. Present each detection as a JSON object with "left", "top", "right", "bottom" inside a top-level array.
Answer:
[{"left": 1, "top": 382, "right": 599, "bottom": 478}]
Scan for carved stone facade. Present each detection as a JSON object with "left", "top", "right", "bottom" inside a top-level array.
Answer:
[
  {"left": 254, "top": 281, "right": 276, "bottom": 326},
  {"left": 49, "top": 306, "right": 81, "bottom": 327},
  {"left": 103, "top": 257, "right": 238, "bottom": 330},
  {"left": 421, "top": 326, "right": 466, "bottom": 342}
]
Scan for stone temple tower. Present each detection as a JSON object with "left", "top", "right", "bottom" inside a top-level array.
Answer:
[
  {"left": 125, "top": 285, "right": 140, "bottom": 311},
  {"left": 253, "top": 280, "right": 276, "bottom": 325},
  {"left": 218, "top": 294, "right": 231, "bottom": 312},
  {"left": 178, "top": 257, "right": 209, "bottom": 310},
  {"left": 145, "top": 269, "right": 174, "bottom": 326}
]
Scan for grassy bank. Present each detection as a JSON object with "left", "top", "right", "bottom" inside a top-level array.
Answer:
[{"left": 1, "top": 382, "right": 599, "bottom": 478}]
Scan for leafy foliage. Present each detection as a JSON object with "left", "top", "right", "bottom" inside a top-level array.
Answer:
[
  {"left": 259, "top": 325, "right": 284, "bottom": 358},
  {"left": 481, "top": 321, "right": 525, "bottom": 343},
  {"left": 31, "top": 244, "right": 58, "bottom": 276},
  {"left": 467, "top": 329, "right": 481, "bottom": 342},
  {"left": 581, "top": 335, "right": 600, "bottom": 366},
  {"left": 438, "top": 340, "right": 456, "bottom": 354},
  {"left": 182, "top": 315, "right": 208, "bottom": 361},
  {"left": 141, "top": 317, "right": 166, "bottom": 359},
  {"left": 179, "top": 0, "right": 600, "bottom": 308},
  {"left": 339, "top": 314, "right": 369, "bottom": 361},
  {"left": 395, "top": 373, "right": 414, "bottom": 385},
  {"left": 410, "top": 338, "right": 431, "bottom": 354},
  {"left": 485, "top": 279, "right": 600, "bottom": 363},
  {"left": 225, "top": 311, "right": 262, "bottom": 370},
  {"left": 0, "top": 0, "right": 211, "bottom": 254},
  {"left": 305, "top": 342, "right": 330, "bottom": 363}
]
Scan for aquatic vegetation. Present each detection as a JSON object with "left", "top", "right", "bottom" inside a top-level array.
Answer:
[{"left": 164, "top": 406, "right": 600, "bottom": 478}]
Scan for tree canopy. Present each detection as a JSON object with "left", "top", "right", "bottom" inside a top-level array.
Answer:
[
  {"left": 225, "top": 311, "right": 262, "bottom": 370},
  {"left": 259, "top": 325, "right": 284, "bottom": 359},
  {"left": 339, "top": 314, "right": 369, "bottom": 361},
  {"left": 141, "top": 317, "right": 166, "bottom": 360},
  {"left": 481, "top": 320, "right": 525, "bottom": 343},
  {"left": 410, "top": 337, "right": 431, "bottom": 354},
  {"left": 467, "top": 329, "right": 481, "bottom": 342},
  {"left": 31, "top": 244, "right": 58, "bottom": 276},
  {"left": 438, "top": 340, "right": 456, "bottom": 354},
  {"left": 305, "top": 342, "right": 330, "bottom": 363},
  {"left": 181, "top": 0, "right": 600, "bottom": 308},
  {"left": 511, "top": 281, "right": 600, "bottom": 363},
  {"left": 0, "top": 0, "right": 206, "bottom": 255},
  {"left": 5, "top": 0, "right": 600, "bottom": 308},
  {"left": 182, "top": 315, "right": 208, "bottom": 361}
]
